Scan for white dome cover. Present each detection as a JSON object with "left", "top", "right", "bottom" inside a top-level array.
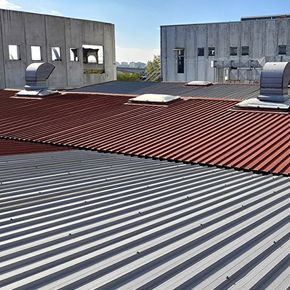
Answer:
[
  {"left": 130, "top": 94, "right": 180, "bottom": 103},
  {"left": 186, "top": 80, "right": 213, "bottom": 86}
]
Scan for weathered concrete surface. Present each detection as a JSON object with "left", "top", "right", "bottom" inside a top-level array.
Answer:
[
  {"left": 161, "top": 17, "right": 290, "bottom": 83},
  {"left": 0, "top": 9, "right": 116, "bottom": 89}
]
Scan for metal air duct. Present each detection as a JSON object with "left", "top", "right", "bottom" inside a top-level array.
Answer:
[{"left": 17, "top": 62, "right": 58, "bottom": 97}]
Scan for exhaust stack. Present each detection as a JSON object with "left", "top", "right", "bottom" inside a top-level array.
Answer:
[
  {"left": 17, "top": 62, "right": 58, "bottom": 97},
  {"left": 236, "top": 62, "right": 290, "bottom": 110}
]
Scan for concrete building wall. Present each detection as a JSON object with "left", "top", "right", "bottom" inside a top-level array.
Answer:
[
  {"left": 0, "top": 9, "right": 116, "bottom": 89},
  {"left": 161, "top": 16, "right": 290, "bottom": 83}
]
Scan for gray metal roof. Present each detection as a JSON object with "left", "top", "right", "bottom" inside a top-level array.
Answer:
[
  {"left": 0, "top": 150, "right": 289, "bottom": 289},
  {"left": 70, "top": 81, "right": 261, "bottom": 100}
]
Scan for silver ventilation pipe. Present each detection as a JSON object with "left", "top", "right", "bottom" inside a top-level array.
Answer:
[
  {"left": 258, "top": 62, "right": 290, "bottom": 103},
  {"left": 236, "top": 62, "right": 290, "bottom": 110},
  {"left": 17, "top": 62, "right": 58, "bottom": 97}
]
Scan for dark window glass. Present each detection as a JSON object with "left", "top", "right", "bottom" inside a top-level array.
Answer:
[
  {"left": 230, "top": 47, "right": 238, "bottom": 56},
  {"left": 278, "top": 45, "right": 286, "bottom": 55},
  {"left": 208, "top": 47, "right": 215, "bottom": 56},
  {"left": 241, "top": 46, "right": 249, "bottom": 55},
  {"left": 177, "top": 49, "right": 184, "bottom": 73},
  {"left": 198, "top": 47, "right": 204, "bottom": 56}
]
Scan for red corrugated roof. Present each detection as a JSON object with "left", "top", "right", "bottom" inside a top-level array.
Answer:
[
  {"left": 0, "top": 139, "right": 69, "bottom": 156},
  {"left": 0, "top": 91, "right": 289, "bottom": 175}
]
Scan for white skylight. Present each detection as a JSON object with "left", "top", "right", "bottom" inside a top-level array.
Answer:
[
  {"left": 130, "top": 94, "right": 180, "bottom": 104},
  {"left": 186, "top": 81, "right": 213, "bottom": 86}
]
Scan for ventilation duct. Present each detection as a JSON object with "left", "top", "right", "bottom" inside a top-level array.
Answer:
[
  {"left": 258, "top": 62, "right": 290, "bottom": 102},
  {"left": 17, "top": 62, "right": 58, "bottom": 97},
  {"left": 236, "top": 62, "right": 290, "bottom": 110}
]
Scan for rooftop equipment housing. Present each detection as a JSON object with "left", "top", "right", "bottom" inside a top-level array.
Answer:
[
  {"left": 236, "top": 62, "right": 290, "bottom": 110},
  {"left": 17, "top": 63, "right": 58, "bottom": 97}
]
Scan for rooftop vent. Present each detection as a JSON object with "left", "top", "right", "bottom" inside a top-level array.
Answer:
[
  {"left": 186, "top": 81, "right": 213, "bottom": 86},
  {"left": 17, "top": 62, "right": 58, "bottom": 97},
  {"left": 129, "top": 94, "right": 180, "bottom": 104},
  {"left": 236, "top": 62, "right": 290, "bottom": 111}
]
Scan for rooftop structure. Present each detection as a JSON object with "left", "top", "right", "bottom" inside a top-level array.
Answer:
[
  {"left": 0, "top": 149, "right": 289, "bottom": 289},
  {"left": 71, "top": 81, "right": 261, "bottom": 99},
  {"left": 0, "top": 88, "right": 289, "bottom": 175},
  {"left": 0, "top": 60, "right": 289, "bottom": 288},
  {"left": 0, "top": 9, "right": 116, "bottom": 90},
  {"left": 0, "top": 139, "right": 68, "bottom": 156},
  {"left": 161, "top": 15, "right": 290, "bottom": 83}
]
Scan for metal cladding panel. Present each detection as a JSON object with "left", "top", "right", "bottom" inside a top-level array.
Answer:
[
  {"left": 0, "top": 90, "right": 289, "bottom": 175},
  {"left": 71, "top": 81, "right": 260, "bottom": 99},
  {"left": 0, "top": 150, "right": 289, "bottom": 289},
  {"left": 0, "top": 139, "right": 69, "bottom": 156}
]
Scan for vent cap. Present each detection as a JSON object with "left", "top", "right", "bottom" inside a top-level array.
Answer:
[
  {"left": 17, "top": 62, "right": 58, "bottom": 97},
  {"left": 236, "top": 61, "right": 290, "bottom": 111}
]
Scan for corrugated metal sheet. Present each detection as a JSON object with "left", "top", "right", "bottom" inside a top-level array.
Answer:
[
  {"left": 0, "top": 150, "right": 289, "bottom": 289},
  {"left": 71, "top": 81, "right": 260, "bottom": 99},
  {"left": 0, "top": 139, "right": 69, "bottom": 156},
  {"left": 0, "top": 91, "right": 289, "bottom": 175}
]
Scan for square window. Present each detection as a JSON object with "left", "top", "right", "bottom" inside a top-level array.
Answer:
[
  {"left": 51, "top": 47, "right": 61, "bottom": 61},
  {"left": 208, "top": 47, "right": 215, "bottom": 56},
  {"left": 278, "top": 45, "right": 286, "bottom": 55},
  {"left": 70, "top": 48, "right": 79, "bottom": 61},
  {"left": 230, "top": 47, "right": 238, "bottom": 56},
  {"left": 82, "top": 45, "right": 104, "bottom": 64},
  {"left": 241, "top": 46, "right": 249, "bottom": 56},
  {"left": 8, "top": 45, "right": 20, "bottom": 60},
  {"left": 198, "top": 47, "right": 204, "bottom": 56},
  {"left": 31, "top": 46, "right": 42, "bottom": 61},
  {"left": 177, "top": 49, "right": 184, "bottom": 74}
]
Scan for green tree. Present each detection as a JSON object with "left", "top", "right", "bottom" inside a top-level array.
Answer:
[{"left": 145, "top": 55, "right": 161, "bottom": 81}]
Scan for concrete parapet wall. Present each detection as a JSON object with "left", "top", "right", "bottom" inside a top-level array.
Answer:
[{"left": 0, "top": 9, "right": 116, "bottom": 89}]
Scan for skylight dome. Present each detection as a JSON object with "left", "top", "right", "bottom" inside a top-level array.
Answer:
[
  {"left": 129, "top": 94, "right": 180, "bottom": 104},
  {"left": 186, "top": 81, "right": 213, "bottom": 86}
]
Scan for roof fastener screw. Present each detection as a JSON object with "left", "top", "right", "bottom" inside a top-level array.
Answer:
[
  {"left": 226, "top": 276, "right": 230, "bottom": 280},
  {"left": 137, "top": 251, "right": 141, "bottom": 255},
  {"left": 273, "top": 241, "right": 276, "bottom": 244}
]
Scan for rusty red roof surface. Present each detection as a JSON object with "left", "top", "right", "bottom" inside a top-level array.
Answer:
[
  {"left": 0, "top": 90, "right": 289, "bottom": 175},
  {"left": 0, "top": 139, "right": 69, "bottom": 156}
]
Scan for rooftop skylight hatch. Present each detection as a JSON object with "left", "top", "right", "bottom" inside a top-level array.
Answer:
[{"left": 128, "top": 93, "right": 181, "bottom": 105}]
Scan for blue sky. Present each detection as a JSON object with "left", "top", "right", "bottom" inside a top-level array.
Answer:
[{"left": 1, "top": 0, "right": 290, "bottom": 62}]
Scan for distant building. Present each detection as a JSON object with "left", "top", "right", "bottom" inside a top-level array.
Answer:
[
  {"left": 161, "top": 15, "right": 290, "bottom": 83},
  {"left": 0, "top": 9, "right": 116, "bottom": 89}
]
